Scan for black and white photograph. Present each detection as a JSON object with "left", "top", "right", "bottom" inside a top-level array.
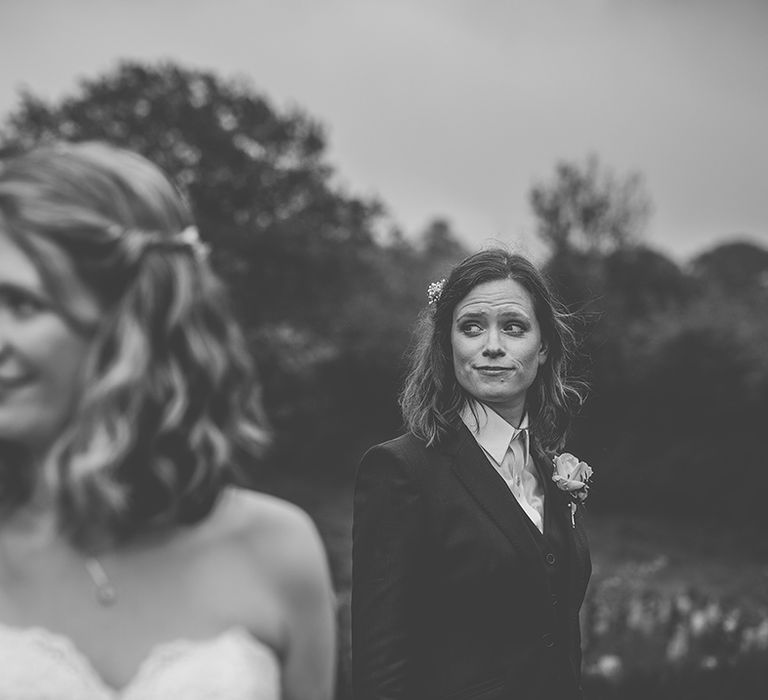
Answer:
[{"left": 0, "top": 1, "right": 766, "bottom": 698}]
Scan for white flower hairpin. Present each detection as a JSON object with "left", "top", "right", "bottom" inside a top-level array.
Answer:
[
  {"left": 109, "top": 224, "right": 210, "bottom": 260},
  {"left": 427, "top": 278, "right": 446, "bottom": 305},
  {"left": 176, "top": 226, "right": 211, "bottom": 259}
]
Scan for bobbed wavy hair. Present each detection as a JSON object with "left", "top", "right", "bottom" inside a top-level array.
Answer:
[
  {"left": 0, "top": 141, "right": 268, "bottom": 548},
  {"left": 400, "top": 248, "right": 586, "bottom": 455}
]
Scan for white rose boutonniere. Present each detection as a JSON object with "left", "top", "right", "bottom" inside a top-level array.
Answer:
[{"left": 552, "top": 453, "right": 594, "bottom": 528}]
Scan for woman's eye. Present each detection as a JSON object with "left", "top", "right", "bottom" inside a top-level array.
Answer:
[
  {"left": 503, "top": 322, "right": 526, "bottom": 334},
  {"left": 0, "top": 290, "right": 46, "bottom": 319},
  {"left": 461, "top": 323, "right": 483, "bottom": 336}
]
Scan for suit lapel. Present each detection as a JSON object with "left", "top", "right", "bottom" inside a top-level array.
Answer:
[{"left": 448, "top": 425, "right": 544, "bottom": 568}]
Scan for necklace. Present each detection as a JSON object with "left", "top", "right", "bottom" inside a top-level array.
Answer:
[{"left": 84, "top": 556, "right": 117, "bottom": 607}]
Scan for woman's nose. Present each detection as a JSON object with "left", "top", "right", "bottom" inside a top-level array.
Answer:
[
  {"left": 0, "top": 304, "right": 19, "bottom": 354},
  {"left": 0, "top": 325, "right": 10, "bottom": 359},
  {"left": 482, "top": 327, "right": 505, "bottom": 358},
  {"left": 0, "top": 310, "right": 10, "bottom": 346}
]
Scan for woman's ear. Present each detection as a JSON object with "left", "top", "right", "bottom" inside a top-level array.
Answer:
[{"left": 537, "top": 341, "right": 548, "bottom": 366}]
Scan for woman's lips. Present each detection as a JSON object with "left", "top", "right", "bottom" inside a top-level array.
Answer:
[{"left": 474, "top": 366, "right": 513, "bottom": 374}]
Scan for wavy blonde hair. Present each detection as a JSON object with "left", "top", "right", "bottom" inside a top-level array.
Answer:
[{"left": 0, "top": 142, "right": 268, "bottom": 548}]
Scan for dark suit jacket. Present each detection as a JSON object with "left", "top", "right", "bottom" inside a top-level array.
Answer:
[{"left": 352, "top": 425, "right": 591, "bottom": 700}]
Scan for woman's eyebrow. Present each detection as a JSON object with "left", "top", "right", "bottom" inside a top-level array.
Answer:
[
  {"left": 498, "top": 309, "right": 531, "bottom": 320},
  {"left": 456, "top": 307, "right": 531, "bottom": 319},
  {"left": 455, "top": 309, "right": 487, "bottom": 321}
]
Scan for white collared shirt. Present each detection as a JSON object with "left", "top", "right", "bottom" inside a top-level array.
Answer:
[{"left": 460, "top": 401, "right": 545, "bottom": 533}]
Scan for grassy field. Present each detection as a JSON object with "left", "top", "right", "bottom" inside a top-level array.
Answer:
[
  {"left": 264, "top": 473, "right": 768, "bottom": 699},
  {"left": 586, "top": 510, "right": 768, "bottom": 607},
  {"left": 579, "top": 510, "right": 768, "bottom": 697}
]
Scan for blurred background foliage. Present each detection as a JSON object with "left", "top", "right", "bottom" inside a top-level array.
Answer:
[
  {"left": 2, "top": 60, "right": 766, "bottom": 525},
  {"left": 3, "top": 59, "right": 767, "bottom": 697},
  {"left": 0, "top": 61, "right": 470, "bottom": 477}
]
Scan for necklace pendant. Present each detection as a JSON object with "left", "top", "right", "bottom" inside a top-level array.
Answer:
[
  {"left": 96, "top": 582, "right": 117, "bottom": 607},
  {"left": 85, "top": 557, "right": 117, "bottom": 607}
]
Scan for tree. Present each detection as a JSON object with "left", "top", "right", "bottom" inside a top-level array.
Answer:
[
  {"left": 0, "top": 61, "right": 384, "bottom": 331},
  {"left": 690, "top": 240, "right": 768, "bottom": 301},
  {"left": 603, "top": 246, "right": 691, "bottom": 318},
  {"left": 529, "top": 154, "right": 652, "bottom": 256},
  {"left": 416, "top": 217, "right": 469, "bottom": 283},
  {"left": 0, "top": 60, "right": 424, "bottom": 473}
]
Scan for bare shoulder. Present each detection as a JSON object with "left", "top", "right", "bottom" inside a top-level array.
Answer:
[
  {"left": 210, "top": 487, "right": 313, "bottom": 533},
  {"left": 203, "top": 487, "right": 331, "bottom": 595}
]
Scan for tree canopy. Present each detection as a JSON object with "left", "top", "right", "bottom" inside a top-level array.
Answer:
[
  {"left": 530, "top": 154, "right": 652, "bottom": 256},
  {"left": 2, "top": 60, "right": 766, "bottom": 521},
  {"left": 0, "top": 60, "right": 469, "bottom": 473},
  {"left": 528, "top": 157, "right": 768, "bottom": 522}
]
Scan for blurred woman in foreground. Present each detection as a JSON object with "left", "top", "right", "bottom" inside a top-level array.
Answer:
[
  {"left": 353, "top": 248, "right": 592, "bottom": 699},
  {"left": 0, "top": 142, "right": 335, "bottom": 700}
]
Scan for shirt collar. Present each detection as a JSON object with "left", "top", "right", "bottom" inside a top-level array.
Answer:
[{"left": 460, "top": 400, "right": 529, "bottom": 465}]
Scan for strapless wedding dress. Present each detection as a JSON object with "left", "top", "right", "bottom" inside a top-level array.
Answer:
[{"left": 0, "top": 623, "right": 280, "bottom": 699}]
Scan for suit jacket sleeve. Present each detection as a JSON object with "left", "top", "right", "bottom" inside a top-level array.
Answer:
[{"left": 352, "top": 442, "right": 427, "bottom": 700}]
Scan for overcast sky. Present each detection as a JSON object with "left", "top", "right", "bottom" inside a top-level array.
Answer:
[{"left": 2, "top": 0, "right": 766, "bottom": 262}]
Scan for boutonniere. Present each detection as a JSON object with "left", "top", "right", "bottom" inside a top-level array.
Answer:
[{"left": 552, "top": 453, "right": 594, "bottom": 528}]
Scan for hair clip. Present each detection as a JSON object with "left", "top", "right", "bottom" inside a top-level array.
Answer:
[
  {"left": 427, "top": 278, "right": 446, "bottom": 305},
  {"left": 176, "top": 226, "right": 211, "bottom": 260},
  {"left": 109, "top": 224, "right": 210, "bottom": 261}
]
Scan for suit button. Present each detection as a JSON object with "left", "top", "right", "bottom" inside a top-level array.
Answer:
[
  {"left": 545, "top": 552, "right": 557, "bottom": 565},
  {"left": 551, "top": 594, "right": 559, "bottom": 607},
  {"left": 542, "top": 633, "right": 555, "bottom": 648}
]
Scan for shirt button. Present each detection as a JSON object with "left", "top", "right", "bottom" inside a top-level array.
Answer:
[
  {"left": 545, "top": 552, "right": 557, "bottom": 565},
  {"left": 542, "top": 633, "right": 555, "bottom": 648}
]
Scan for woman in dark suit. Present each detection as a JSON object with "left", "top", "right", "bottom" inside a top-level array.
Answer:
[{"left": 352, "top": 249, "right": 592, "bottom": 700}]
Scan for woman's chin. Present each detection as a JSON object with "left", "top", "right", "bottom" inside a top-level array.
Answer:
[{"left": 472, "top": 387, "right": 525, "bottom": 406}]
